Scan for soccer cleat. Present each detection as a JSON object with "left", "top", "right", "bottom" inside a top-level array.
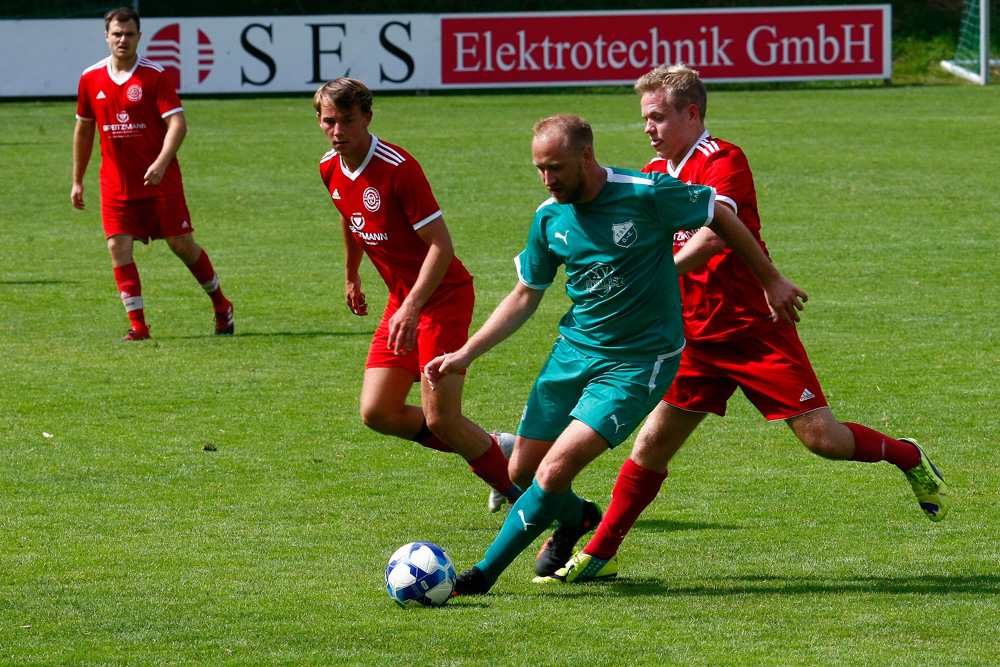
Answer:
[
  {"left": 900, "top": 438, "right": 950, "bottom": 521},
  {"left": 534, "top": 500, "right": 602, "bottom": 577},
  {"left": 533, "top": 551, "right": 618, "bottom": 584},
  {"left": 487, "top": 432, "right": 516, "bottom": 513},
  {"left": 215, "top": 301, "right": 234, "bottom": 336},
  {"left": 120, "top": 326, "right": 150, "bottom": 342},
  {"left": 452, "top": 566, "right": 492, "bottom": 596}
]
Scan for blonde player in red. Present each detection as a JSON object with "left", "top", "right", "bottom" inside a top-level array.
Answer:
[
  {"left": 72, "top": 7, "right": 233, "bottom": 341},
  {"left": 314, "top": 78, "right": 519, "bottom": 511},
  {"left": 536, "top": 64, "right": 950, "bottom": 584}
]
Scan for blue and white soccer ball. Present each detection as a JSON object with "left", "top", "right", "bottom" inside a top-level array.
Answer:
[{"left": 385, "top": 541, "right": 456, "bottom": 608}]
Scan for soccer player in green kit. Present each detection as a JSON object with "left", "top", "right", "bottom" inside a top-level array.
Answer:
[{"left": 425, "top": 114, "right": 807, "bottom": 595}]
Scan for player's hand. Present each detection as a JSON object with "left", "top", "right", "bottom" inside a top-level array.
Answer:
[
  {"left": 71, "top": 183, "right": 85, "bottom": 210},
  {"left": 345, "top": 279, "right": 367, "bottom": 316},
  {"left": 387, "top": 301, "right": 419, "bottom": 356},
  {"left": 424, "top": 351, "right": 470, "bottom": 390},
  {"left": 764, "top": 275, "right": 808, "bottom": 324},
  {"left": 143, "top": 163, "right": 167, "bottom": 186}
]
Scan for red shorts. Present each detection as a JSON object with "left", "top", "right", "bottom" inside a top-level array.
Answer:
[
  {"left": 663, "top": 324, "right": 828, "bottom": 421},
  {"left": 102, "top": 193, "right": 194, "bottom": 243},
  {"left": 365, "top": 282, "right": 475, "bottom": 377}
]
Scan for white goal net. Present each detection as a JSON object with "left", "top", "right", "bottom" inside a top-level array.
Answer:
[{"left": 940, "top": 0, "right": 997, "bottom": 84}]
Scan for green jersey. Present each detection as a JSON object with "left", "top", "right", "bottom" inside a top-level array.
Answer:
[{"left": 516, "top": 166, "right": 715, "bottom": 361}]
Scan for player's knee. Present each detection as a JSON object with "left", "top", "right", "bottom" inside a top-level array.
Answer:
[
  {"left": 533, "top": 460, "right": 573, "bottom": 495},
  {"left": 509, "top": 460, "right": 535, "bottom": 490},
  {"left": 360, "top": 403, "right": 395, "bottom": 435},
  {"left": 423, "top": 411, "right": 458, "bottom": 441}
]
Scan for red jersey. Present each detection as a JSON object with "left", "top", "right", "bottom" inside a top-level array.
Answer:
[
  {"left": 644, "top": 132, "right": 776, "bottom": 342},
  {"left": 76, "top": 56, "right": 184, "bottom": 201},
  {"left": 320, "top": 136, "right": 472, "bottom": 304}
]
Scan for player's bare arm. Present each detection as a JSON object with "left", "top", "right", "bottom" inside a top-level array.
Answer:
[
  {"left": 71, "top": 119, "right": 96, "bottom": 210},
  {"left": 340, "top": 214, "right": 368, "bottom": 316},
  {"left": 707, "top": 204, "right": 807, "bottom": 324},
  {"left": 386, "top": 216, "right": 455, "bottom": 356},
  {"left": 673, "top": 213, "right": 729, "bottom": 275},
  {"left": 425, "top": 282, "right": 545, "bottom": 388},
  {"left": 144, "top": 111, "right": 187, "bottom": 186}
]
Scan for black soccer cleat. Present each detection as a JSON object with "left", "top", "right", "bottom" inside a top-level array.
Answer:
[
  {"left": 214, "top": 301, "right": 234, "bottom": 336},
  {"left": 534, "top": 500, "right": 602, "bottom": 577},
  {"left": 452, "top": 566, "right": 492, "bottom": 596}
]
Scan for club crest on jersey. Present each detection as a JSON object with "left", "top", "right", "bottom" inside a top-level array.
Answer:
[
  {"left": 126, "top": 84, "right": 142, "bottom": 102},
  {"left": 363, "top": 187, "right": 381, "bottom": 212},
  {"left": 581, "top": 262, "right": 624, "bottom": 297},
  {"left": 349, "top": 213, "right": 366, "bottom": 232},
  {"left": 116, "top": 111, "right": 130, "bottom": 124},
  {"left": 612, "top": 220, "right": 637, "bottom": 248}
]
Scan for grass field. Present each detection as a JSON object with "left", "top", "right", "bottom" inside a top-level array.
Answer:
[{"left": 2, "top": 83, "right": 999, "bottom": 666}]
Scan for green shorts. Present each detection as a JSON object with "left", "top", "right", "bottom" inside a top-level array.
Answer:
[{"left": 518, "top": 337, "right": 682, "bottom": 448}]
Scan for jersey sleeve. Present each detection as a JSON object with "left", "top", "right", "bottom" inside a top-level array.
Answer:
[
  {"left": 393, "top": 158, "right": 442, "bottom": 231},
  {"left": 154, "top": 70, "right": 183, "bottom": 118},
  {"left": 698, "top": 147, "right": 753, "bottom": 215},
  {"left": 651, "top": 174, "right": 715, "bottom": 233},
  {"left": 76, "top": 74, "right": 93, "bottom": 121},
  {"left": 515, "top": 207, "right": 559, "bottom": 290}
]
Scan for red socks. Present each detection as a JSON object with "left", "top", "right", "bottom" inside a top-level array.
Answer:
[
  {"left": 113, "top": 263, "right": 146, "bottom": 331},
  {"left": 584, "top": 457, "right": 668, "bottom": 560},
  {"left": 845, "top": 422, "right": 920, "bottom": 470},
  {"left": 469, "top": 436, "right": 516, "bottom": 495},
  {"left": 186, "top": 250, "right": 228, "bottom": 310}
]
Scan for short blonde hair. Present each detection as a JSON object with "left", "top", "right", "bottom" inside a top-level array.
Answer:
[
  {"left": 635, "top": 64, "right": 707, "bottom": 121},
  {"left": 313, "top": 78, "right": 373, "bottom": 114}
]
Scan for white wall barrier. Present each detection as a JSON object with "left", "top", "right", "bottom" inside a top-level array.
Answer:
[{"left": 0, "top": 6, "right": 890, "bottom": 98}]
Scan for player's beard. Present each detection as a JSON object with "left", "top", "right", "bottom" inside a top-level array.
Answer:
[{"left": 551, "top": 166, "right": 587, "bottom": 204}]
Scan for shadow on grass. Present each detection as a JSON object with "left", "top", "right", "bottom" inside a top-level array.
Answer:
[
  {"left": 170, "top": 330, "right": 374, "bottom": 340},
  {"left": 0, "top": 280, "right": 79, "bottom": 285},
  {"left": 633, "top": 518, "right": 739, "bottom": 532},
  {"left": 535, "top": 574, "right": 1000, "bottom": 599}
]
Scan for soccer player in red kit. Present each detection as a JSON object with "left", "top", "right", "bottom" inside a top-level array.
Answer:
[
  {"left": 536, "top": 64, "right": 950, "bottom": 584},
  {"left": 314, "top": 78, "right": 519, "bottom": 512},
  {"left": 72, "top": 7, "right": 233, "bottom": 341}
]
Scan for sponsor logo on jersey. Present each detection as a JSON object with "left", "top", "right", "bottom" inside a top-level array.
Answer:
[
  {"left": 331, "top": 189, "right": 341, "bottom": 200},
  {"left": 103, "top": 120, "right": 148, "bottom": 132},
  {"left": 350, "top": 213, "right": 388, "bottom": 243},
  {"left": 96, "top": 91, "right": 106, "bottom": 100},
  {"left": 687, "top": 185, "right": 703, "bottom": 203},
  {"left": 363, "top": 187, "right": 381, "bottom": 212},
  {"left": 612, "top": 220, "right": 637, "bottom": 248},
  {"left": 116, "top": 111, "right": 130, "bottom": 124},
  {"left": 126, "top": 84, "right": 142, "bottom": 102},
  {"left": 581, "top": 262, "right": 624, "bottom": 297}
]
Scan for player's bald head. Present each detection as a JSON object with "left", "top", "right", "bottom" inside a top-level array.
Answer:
[{"left": 532, "top": 114, "right": 593, "bottom": 154}]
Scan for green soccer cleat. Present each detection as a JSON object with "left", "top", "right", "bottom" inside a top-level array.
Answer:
[
  {"left": 532, "top": 551, "right": 618, "bottom": 584},
  {"left": 900, "top": 438, "right": 950, "bottom": 522}
]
